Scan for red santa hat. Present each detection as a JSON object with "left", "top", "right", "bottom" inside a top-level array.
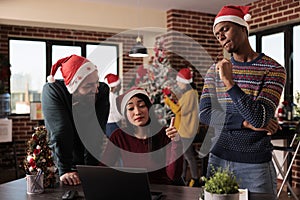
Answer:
[
  {"left": 104, "top": 73, "right": 121, "bottom": 88},
  {"left": 176, "top": 68, "right": 193, "bottom": 84},
  {"left": 47, "top": 54, "right": 97, "bottom": 94},
  {"left": 116, "top": 87, "right": 149, "bottom": 115},
  {"left": 213, "top": 5, "right": 251, "bottom": 34}
]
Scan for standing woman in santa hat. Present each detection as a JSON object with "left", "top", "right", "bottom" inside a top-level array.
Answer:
[
  {"left": 164, "top": 67, "right": 200, "bottom": 187},
  {"left": 199, "top": 5, "right": 286, "bottom": 196},
  {"left": 104, "top": 73, "right": 123, "bottom": 137},
  {"left": 42, "top": 54, "right": 110, "bottom": 186},
  {"left": 100, "top": 87, "right": 184, "bottom": 185}
]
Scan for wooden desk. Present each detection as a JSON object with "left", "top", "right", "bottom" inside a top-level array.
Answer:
[
  {"left": 0, "top": 178, "right": 201, "bottom": 200},
  {"left": 0, "top": 178, "right": 276, "bottom": 200}
]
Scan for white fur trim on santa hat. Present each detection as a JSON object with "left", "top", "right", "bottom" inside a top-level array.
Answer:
[
  {"left": 176, "top": 75, "right": 192, "bottom": 84},
  {"left": 244, "top": 13, "right": 251, "bottom": 21},
  {"left": 213, "top": 15, "right": 249, "bottom": 33},
  {"left": 66, "top": 61, "right": 97, "bottom": 94},
  {"left": 47, "top": 75, "right": 55, "bottom": 83},
  {"left": 120, "top": 89, "right": 149, "bottom": 115},
  {"left": 108, "top": 79, "right": 121, "bottom": 88}
]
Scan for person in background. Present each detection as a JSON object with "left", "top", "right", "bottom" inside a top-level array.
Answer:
[
  {"left": 42, "top": 54, "right": 110, "bottom": 186},
  {"left": 199, "top": 5, "right": 286, "bottom": 196},
  {"left": 164, "top": 68, "right": 200, "bottom": 187},
  {"left": 101, "top": 87, "right": 184, "bottom": 185},
  {"left": 104, "top": 73, "right": 123, "bottom": 137}
]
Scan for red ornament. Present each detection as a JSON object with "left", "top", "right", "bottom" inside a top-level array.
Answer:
[{"left": 33, "top": 149, "right": 41, "bottom": 155}]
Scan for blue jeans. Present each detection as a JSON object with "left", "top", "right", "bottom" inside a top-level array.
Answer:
[
  {"left": 207, "top": 153, "right": 277, "bottom": 197},
  {"left": 106, "top": 122, "right": 119, "bottom": 137}
]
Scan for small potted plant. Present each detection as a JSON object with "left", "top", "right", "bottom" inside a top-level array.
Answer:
[{"left": 201, "top": 166, "right": 239, "bottom": 200}]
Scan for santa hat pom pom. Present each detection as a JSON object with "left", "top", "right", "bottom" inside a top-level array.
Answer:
[
  {"left": 244, "top": 13, "right": 251, "bottom": 21},
  {"left": 47, "top": 75, "right": 55, "bottom": 83}
]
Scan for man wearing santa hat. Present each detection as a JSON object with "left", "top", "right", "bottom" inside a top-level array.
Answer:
[
  {"left": 104, "top": 73, "right": 123, "bottom": 137},
  {"left": 42, "top": 54, "right": 110, "bottom": 186},
  {"left": 199, "top": 5, "right": 286, "bottom": 196}
]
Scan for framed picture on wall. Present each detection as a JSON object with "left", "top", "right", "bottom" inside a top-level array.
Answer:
[{"left": 0, "top": 118, "right": 12, "bottom": 143}]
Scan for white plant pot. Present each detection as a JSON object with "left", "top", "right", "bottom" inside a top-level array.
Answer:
[{"left": 204, "top": 190, "right": 239, "bottom": 200}]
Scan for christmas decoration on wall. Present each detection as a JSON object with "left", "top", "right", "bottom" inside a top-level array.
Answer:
[{"left": 23, "top": 126, "right": 57, "bottom": 188}]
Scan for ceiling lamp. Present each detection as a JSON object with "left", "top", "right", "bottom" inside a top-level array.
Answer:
[
  {"left": 129, "top": 0, "right": 148, "bottom": 58},
  {"left": 129, "top": 36, "right": 148, "bottom": 58}
]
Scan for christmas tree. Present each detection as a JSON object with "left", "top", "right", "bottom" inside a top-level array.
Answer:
[
  {"left": 23, "top": 126, "right": 57, "bottom": 188},
  {"left": 133, "top": 38, "right": 177, "bottom": 126}
]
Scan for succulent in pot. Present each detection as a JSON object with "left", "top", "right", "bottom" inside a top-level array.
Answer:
[{"left": 201, "top": 166, "right": 239, "bottom": 200}]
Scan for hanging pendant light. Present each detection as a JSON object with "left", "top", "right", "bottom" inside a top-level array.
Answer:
[
  {"left": 129, "top": 36, "right": 148, "bottom": 58},
  {"left": 129, "top": 0, "right": 148, "bottom": 58}
]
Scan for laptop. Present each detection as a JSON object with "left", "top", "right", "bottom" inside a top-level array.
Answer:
[{"left": 76, "top": 165, "right": 163, "bottom": 200}]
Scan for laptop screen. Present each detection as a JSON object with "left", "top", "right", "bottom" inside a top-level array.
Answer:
[{"left": 76, "top": 165, "right": 162, "bottom": 200}]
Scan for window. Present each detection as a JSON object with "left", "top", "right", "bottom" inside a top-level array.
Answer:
[
  {"left": 9, "top": 39, "right": 119, "bottom": 114},
  {"left": 52, "top": 45, "right": 82, "bottom": 79},
  {"left": 293, "top": 25, "right": 300, "bottom": 105},
  {"left": 261, "top": 32, "right": 284, "bottom": 66},
  {"left": 248, "top": 35, "right": 256, "bottom": 51},
  {"left": 86, "top": 44, "right": 118, "bottom": 82},
  {"left": 9, "top": 40, "right": 46, "bottom": 114},
  {"left": 250, "top": 23, "right": 300, "bottom": 105},
  {"left": 261, "top": 32, "right": 285, "bottom": 103}
]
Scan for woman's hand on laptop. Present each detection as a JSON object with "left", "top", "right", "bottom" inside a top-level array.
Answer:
[{"left": 60, "top": 172, "right": 81, "bottom": 185}]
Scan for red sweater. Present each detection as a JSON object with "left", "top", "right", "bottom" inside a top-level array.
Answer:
[{"left": 101, "top": 127, "right": 184, "bottom": 185}]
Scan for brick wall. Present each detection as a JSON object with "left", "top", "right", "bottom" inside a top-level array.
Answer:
[
  {"left": 0, "top": 116, "right": 39, "bottom": 179},
  {"left": 248, "top": 0, "right": 300, "bottom": 32},
  {"left": 166, "top": 9, "right": 220, "bottom": 95}
]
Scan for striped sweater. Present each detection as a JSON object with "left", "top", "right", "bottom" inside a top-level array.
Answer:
[{"left": 199, "top": 53, "right": 286, "bottom": 163}]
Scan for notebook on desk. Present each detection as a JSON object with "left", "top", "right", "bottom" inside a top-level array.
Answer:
[{"left": 76, "top": 165, "right": 163, "bottom": 200}]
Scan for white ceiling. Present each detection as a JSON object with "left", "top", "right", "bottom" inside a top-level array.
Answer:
[{"left": 85, "top": 0, "right": 257, "bottom": 14}]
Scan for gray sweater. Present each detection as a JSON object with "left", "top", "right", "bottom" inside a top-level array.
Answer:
[{"left": 42, "top": 80, "right": 109, "bottom": 176}]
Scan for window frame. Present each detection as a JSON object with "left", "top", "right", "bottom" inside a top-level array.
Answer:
[
  {"left": 9, "top": 37, "right": 119, "bottom": 115},
  {"left": 250, "top": 22, "right": 300, "bottom": 103}
]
